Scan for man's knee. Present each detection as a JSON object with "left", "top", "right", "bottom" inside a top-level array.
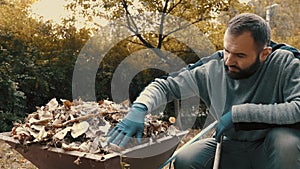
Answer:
[
  {"left": 173, "top": 152, "right": 194, "bottom": 169},
  {"left": 264, "top": 127, "right": 300, "bottom": 169},
  {"left": 173, "top": 152, "right": 212, "bottom": 169},
  {"left": 266, "top": 127, "right": 300, "bottom": 152},
  {"left": 173, "top": 138, "right": 216, "bottom": 169}
]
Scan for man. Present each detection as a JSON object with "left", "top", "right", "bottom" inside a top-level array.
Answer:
[{"left": 108, "top": 13, "right": 300, "bottom": 169}]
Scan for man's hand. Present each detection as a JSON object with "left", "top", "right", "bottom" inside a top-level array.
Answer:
[
  {"left": 215, "top": 111, "right": 234, "bottom": 142},
  {"left": 107, "top": 103, "right": 147, "bottom": 147}
]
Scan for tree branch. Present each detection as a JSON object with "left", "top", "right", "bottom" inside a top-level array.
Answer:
[
  {"left": 122, "top": 0, "right": 138, "bottom": 33},
  {"left": 161, "top": 16, "right": 207, "bottom": 42},
  {"left": 167, "top": 0, "right": 183, "bottom": 13},
  {"left": 126, "top": 39, "right": 145, "bottom": 47},
  {"left": 157, "top": 0, "right": 170, "bottom": 49},
  {"left": 122, "top": 0, "right": 155, "bottom": 49}
]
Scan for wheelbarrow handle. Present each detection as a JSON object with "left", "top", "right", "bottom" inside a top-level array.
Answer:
[{"left": 213, "top": 135, "right": 223, "bottom": 169}]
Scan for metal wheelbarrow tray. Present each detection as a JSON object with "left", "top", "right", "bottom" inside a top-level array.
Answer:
[{"left": 0, "top": 131, "right": 187, "bottom": 169}]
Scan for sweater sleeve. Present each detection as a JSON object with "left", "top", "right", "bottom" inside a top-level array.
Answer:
[
  {"left": 134, "top": 68, "right": 206, "bottom": 112},
  {"left": 232, "top": 51, "right": 300, "bottom": 125}
]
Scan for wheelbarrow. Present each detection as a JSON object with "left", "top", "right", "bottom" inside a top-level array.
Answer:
[{"left": 0, "top": 131, "right": 188, "bottom": 169}]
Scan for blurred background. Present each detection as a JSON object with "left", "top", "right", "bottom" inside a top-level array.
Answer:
[{"left": 0, "top": 0, "right": 299, "bottom": 132}]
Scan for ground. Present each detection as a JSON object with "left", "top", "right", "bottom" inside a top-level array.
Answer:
[
  {"left": 0, "top": 129, "right": 213, "bottom": 169},
  {"left": 0, "top": 140, "right": 37, "bottom": 169}
]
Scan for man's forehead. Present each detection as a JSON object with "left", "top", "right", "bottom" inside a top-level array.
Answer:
[{"left": 224, "top": 30, "right": 256, "bottom": 53}]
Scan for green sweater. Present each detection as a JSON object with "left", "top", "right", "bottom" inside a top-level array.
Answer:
[{"left": 135, "top": 49, "right": 300, "bottom": 141}]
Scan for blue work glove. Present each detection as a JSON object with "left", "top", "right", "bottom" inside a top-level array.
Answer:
[
  {"left": 107, "top": 103, "right": 147, "bottom": 147},
  {"left": 215, "top": 111, "right": 234, "bottom": 142}
]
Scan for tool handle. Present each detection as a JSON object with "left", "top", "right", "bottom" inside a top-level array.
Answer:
[{"left": 213, "top": 136, "right": 223, "bottom": 169}]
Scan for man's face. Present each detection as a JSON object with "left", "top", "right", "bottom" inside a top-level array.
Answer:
[{"left": 223, "top": 30, "right": 264, "bottom": 79}]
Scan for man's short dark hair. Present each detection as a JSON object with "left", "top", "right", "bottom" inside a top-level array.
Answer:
[{"left": 227, "top": 13, "right": 271, "bottom": 51}]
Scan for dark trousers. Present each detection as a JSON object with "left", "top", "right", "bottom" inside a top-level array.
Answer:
[{"left": 174, "top": 128, "right": 300, "bottom": 169}]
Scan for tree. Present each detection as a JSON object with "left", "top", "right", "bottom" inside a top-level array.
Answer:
[
  {"left": 0, "top": 0, "right": 91, "bottom": 131},
  {"left": 0, "top": 0, "right": 254, "bottom": 131},
  {"left": 64, "top": 0, "right": 253, "bottom": 129},
  {"left": 66, "top": 0, "right": 252, "bottom": 101},
  {"left": 0, "top": 0, "right": 37, "bottom": 131},
  {"left": 250, "top": 0, "right": 300, "bottom": 49},
  {"left": 65, "top": 0, "right": 253, "bottom": 52}
]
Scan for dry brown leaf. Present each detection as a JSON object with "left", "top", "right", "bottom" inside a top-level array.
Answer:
[
  {"left": 71, "top": 121, "right": 89, "bottom": 139},
  {"left": 35, "top": 126, "right": 47, "bottom": 141},
  {"left": 45, "top": 98, "right": 59, "bottom": 112},
  {"left": 53, "top": 127, "right": 72, "bottom": 140},
  {"left": 10, "top": 98, "right": 180, "bottom": 155}
]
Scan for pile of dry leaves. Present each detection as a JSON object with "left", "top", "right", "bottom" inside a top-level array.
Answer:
[{"left": 10, "top": 98, "right": 179, "bottom": 155}]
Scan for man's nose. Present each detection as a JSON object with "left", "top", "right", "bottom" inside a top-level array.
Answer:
[{"left": 225, "top": 53, "right": 235, "bottom": 66}]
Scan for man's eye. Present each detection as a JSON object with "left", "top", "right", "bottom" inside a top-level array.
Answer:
[{"left": 237, "top": 54, "right": 246, "bottom": 58}]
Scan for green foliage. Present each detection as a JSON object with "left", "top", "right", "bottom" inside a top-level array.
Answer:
[
  {"left": 0, "top": 80, "right": 26, "bottom": 132},
  {"left": 0, "top": 0, "right": 90, "bottom": 132},
  {"left": 0, "top": 50, "right": 26, "bottom": 131}
]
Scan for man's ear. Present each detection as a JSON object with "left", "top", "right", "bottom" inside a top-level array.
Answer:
[{"left": 260, "top": 47, "right": 272, "bottom": 62}]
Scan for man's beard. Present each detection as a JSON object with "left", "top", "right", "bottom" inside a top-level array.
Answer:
[{"left": 224, "top": 55, "right": 261, "bottom": 80}]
